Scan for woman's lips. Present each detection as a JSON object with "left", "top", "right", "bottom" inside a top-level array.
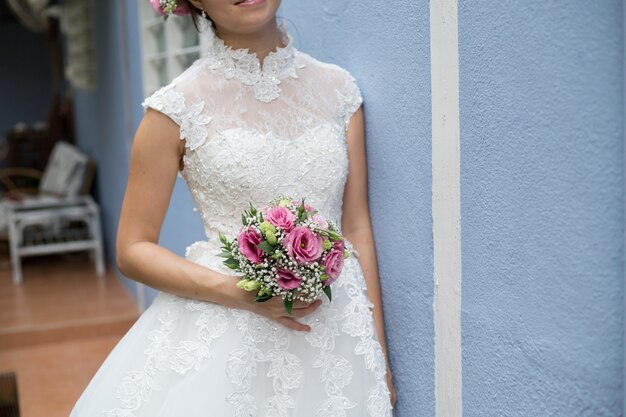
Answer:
[{"left": 235, "top": 0, "right": 266, "bottom": 6}]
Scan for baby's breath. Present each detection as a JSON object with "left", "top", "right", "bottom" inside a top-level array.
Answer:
[{"left": 219, "top": 196, "right": 348, "bottom": 310}]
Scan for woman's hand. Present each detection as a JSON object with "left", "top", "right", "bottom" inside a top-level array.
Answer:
[
  {"left": 386, "top": 365, "right": 397, "bottom": 408},
  {"left": 219, "top": 274, "right": 322, "bottom": 332}
]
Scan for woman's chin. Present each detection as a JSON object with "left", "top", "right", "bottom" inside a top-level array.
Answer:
[{"left": 228, "top": 14, "right": 278, "bottom": 33}]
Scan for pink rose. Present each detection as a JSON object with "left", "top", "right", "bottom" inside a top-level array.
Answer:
[
  {"left": 264, "top": 206, "right": 296, "bottom": 232},
  {"left": 283, "top": 226, "right": 323, "bottom": 264},
  {"left": 277, "top": 268, "right": 302, "bottom": 290},
  {"left": 322, "top": 246, "right": 345, "bottom": 285},
  {"left": 333, "top": 240, "right": 345, "bottom": 252},
  {"left": 237, "top": 227, "right": 264, "bottom": 264},
  {"left": 291, "top": 200, "right": 328, "bottom": 228}
]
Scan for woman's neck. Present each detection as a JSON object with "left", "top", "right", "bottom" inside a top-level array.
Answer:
[{"left": 213, "top": 20, "right": 285, "bottom": 64}]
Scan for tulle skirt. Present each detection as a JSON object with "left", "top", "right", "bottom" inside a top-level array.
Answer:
[{"left": 69, "top": 239, "right": 393, "bottom": 417}]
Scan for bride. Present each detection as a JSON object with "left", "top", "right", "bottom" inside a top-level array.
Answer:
[{"left": 70, "top": 0, "right": 397, "bottom": 415}]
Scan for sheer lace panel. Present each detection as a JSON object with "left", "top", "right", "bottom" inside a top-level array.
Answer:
[{"left": 140, "top": 25, "right": 363, "bottom": 241}]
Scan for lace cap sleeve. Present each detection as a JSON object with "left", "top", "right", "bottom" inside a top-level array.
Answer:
[
  {"left": 141, "top": 85, "right": 212, "bottom": 151},
  {"left": 337, "top": 71, "right": 364, "bottom": 130}
]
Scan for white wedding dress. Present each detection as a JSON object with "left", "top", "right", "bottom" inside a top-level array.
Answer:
[{"left": 70, "top": 22, "right": 393, "bottom": 417}]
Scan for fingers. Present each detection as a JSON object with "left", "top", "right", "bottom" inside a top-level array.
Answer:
[
  {"left": 386, "top": 372, "right": 397, "bottom": 406},
  {"left": 265, "top": 298, "right": 311, "bottom": 310},
  {"left": 264, "top": 296, "right": 309, "bottom": 309},
  {"left": 291, "top": 298, "right": 313, "bottom": 309},
  {"left": 289, "top": 299, "right": 322, "bottom": 318},
  {"left": 251, "top": 297, "right": 323, "bottom": 332},
  {"left": 276, "top": 316, "right": 311, "bottom": 332},
  {"left": 263, "top": 297, "right": 321, "bottom": 315}
]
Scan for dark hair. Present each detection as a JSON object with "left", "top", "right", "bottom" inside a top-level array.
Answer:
[{"left": 179, "top": 0, "right": 213, "bottom": 31}]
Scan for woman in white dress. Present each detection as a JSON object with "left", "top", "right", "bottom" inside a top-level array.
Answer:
[{"left": 70, "top": 0, "right": 397, "bottom": 415}]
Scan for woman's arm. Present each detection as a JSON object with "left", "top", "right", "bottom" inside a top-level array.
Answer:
[
  {"left": 116, "top": 109, "right": 320, "bottom": 330},
  {"left": 342, "top": 107, "right": 397, "bottom": 405},
  {"left": 116, "top": 109, "right": 233, "bottom": 303}
]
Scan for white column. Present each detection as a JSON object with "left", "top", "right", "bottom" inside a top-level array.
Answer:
[{"left": 430, "top": 0, "right": 463, "bottom": 416}]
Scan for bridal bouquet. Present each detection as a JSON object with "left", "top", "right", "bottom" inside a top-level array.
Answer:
[{"left": 218, "top": 196, "right": 349, "bottom": 314}]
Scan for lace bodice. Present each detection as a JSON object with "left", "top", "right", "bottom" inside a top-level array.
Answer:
[{"left": 142, "top": 22, "right": 362, "bottom": 241}]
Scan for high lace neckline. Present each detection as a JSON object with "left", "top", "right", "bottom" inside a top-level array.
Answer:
[{"left": 201, "top": 20, "right": 303, "bottom": 103}]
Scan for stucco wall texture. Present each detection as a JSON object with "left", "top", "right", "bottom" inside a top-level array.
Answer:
[
  {"left": 459, "top": 1, "right": 624, "bottom": 416},
  {"left": 280, "top": 1, "right": 434, "bottom": 415}
]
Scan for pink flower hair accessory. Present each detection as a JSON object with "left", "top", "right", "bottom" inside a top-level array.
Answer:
[{"left": 150, "top": 0, "right": 191, "bottom": 19}]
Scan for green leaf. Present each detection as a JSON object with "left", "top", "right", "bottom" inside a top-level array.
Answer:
[
  {"left": 257, "top": 240, "right": 274, "bottom": 254},
  {"left": 224, "top": 258, "right": 240, "bottom": 270},
  {"left": 219, "top": 232, "right": 227, "bottom": 244},
  {"left": 297, "top": 199, "right": 306, "bottom": 219},
  {"left": 284, "top": 297, "right": 293, "bottom": 315},
  {"left": 217, "top": 251, "right": 232, "bottom": 259},
  {"left": 241, "top": 213, "right": 247, "bottom": 226},
  {"left": 323, "top": 286, "right": 332, "bottom": 302},
  {"left": 328, "top": 231, "right": 342, "bottom": 241},
  {"left": 255, "top": 292, "right": 273, "bottom": 302}
]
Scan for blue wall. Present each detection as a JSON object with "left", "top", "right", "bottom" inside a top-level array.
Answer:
[
  {"left": 0, "top": 21, "right": 52, "bottom": 145},
  {"left": 280, "top": 2, "right": 434, "bottom": 415},
  {"left": 72, "top": 0, "right": 204, "bottom": 302},
  {"left": 459, "top": 1, "right": 624, "bottom": 416}
]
